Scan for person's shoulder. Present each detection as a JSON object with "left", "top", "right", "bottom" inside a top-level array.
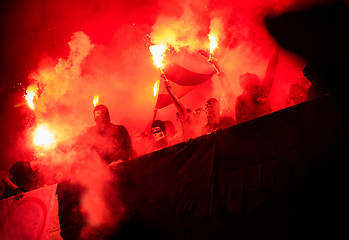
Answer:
[
  {"left": 235, "top": 94, "right": 249, "bottom": 108},
  {"left": 79, "top": 125, "right": 97, "bottom": 137},
  {"left": 220, "top": 115, "right": 236, "bottom": 126},
  {"left": 112, "top": 124, "right": 131, "bottom": 137},
  {"left": 237, "top": 93, "right": 251, "bottom": 102},
  {"left": 114, "top": 124, "right": 129, "bottom": 132}
]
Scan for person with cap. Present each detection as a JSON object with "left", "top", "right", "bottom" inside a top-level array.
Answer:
[
  {"left": 202, "top": 98, "right": 236, "bottom": 134},
  {"left": 77, "top": 104, "right": 136, "bottom": 168}
]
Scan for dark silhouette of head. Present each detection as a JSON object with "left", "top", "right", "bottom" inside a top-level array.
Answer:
[
  {"left": 93, "top": 104, "right": 111, "bottom": 128},
  {"left": 239, "top": 73, "right": 260, "bottom": 93},
  {"left": 151, "top": 120, "right": 166, "bottom": 141},
  {"left": 205, "top": 98, "right": 220, "bottom": 124}
]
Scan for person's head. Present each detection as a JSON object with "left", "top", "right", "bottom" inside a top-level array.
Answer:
[
  {"left": 93, "top": 104, "right": 111, "bottom": 128},
  {"left": 163, "top": 120, "right": 176, "bottom": 139},
  {"left": 151, "top": 120, "right": 166, "bottom": 142},
  {"left": 289, "top": 83, "right": 307, "bottom": 104},
  {"left": 302, "top": 63, "right": 322, "bottom": 86},
  {"left": 239, "top": 73, "right": 260, "bottom": 93},
  {"left": 9, "top": 161, "right": 38, "bottom": 192},
  {"left": 205, "top": 98, "right": 220, "bottom": 124}
]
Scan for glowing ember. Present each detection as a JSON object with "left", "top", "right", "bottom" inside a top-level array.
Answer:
[
  {"left": 93, "top": 95, "right": 99, "bottom": 107},
  {"left": 208, "top": 33, "right": 218, "bottom": 54},
  {"left": 153, "top": 80, "right": 160, "bottom": 97},
  {"left": 33, "top": 124, "right": 56, "bottom": 148},
  {"left": 149, "top": 44, "right": 167, "bottom": 68},
  {"left": 25, "top": 91, "right": 35, "bottom": 110}
]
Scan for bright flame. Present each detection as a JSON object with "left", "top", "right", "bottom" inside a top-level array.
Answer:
[
  {"left": 25, "top": 91, "right": 35, "bottom": 110},
  {"left": 153, "top": 80, "right": 160, "bottom": 97},
  {"left": 149, "top": 44, "right": 167, "bottom": 68},
  {"left": 93, "top": 95, "right": 99, "bottom": 107},
  {"left": 208, "top": 33, "right": 218, "bottom": 54},
  {"left": 33, "top": 124, "right": 56, "bottom": 148}
]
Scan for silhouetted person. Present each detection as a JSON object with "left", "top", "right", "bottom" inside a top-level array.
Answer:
[
  {"left": 265, "top": 1, "right": 349, "bottom": 106},
  {"left": 163, "top": 120, "right": 180, "bottom": 141},
  {"left": 235, "top": 48, "right": 279, "bottom": 123},
  {"left": 163, "top": 76, "right": 197, "bottom": 140},
  {"left": 149, "top": 120, "right": 171, "bottom": 152},
  {"left": 58, "top": 105, "right": 136, "bottom": 240},
  {"left": 286, "top": 83, "right": 308, "bottom": 106},
  {"left": 202, "top": 98, "right": 236, "bottom": 134},
  {"left": 1, "top": 161, "right": 38, "bottom": 199},
  {"left": 302, "top": 63, "right": 330, "bottom": 100},
  {"left": 78, "top": 104, "right": 136, "bottom": 167}
]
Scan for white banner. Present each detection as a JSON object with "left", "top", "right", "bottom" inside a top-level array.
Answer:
[{"left": 0, "top": 184, "right": 57, "bottom": 240}]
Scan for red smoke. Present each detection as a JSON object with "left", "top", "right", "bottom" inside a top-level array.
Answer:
[{"left": 0, "top": 0, "right": 337, "bottom": 233}]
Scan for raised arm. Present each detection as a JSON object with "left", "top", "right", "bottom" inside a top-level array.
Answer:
[
  {"left": 162, "top": 74, "right": 188, "bottom": 123},
  {"left": 261, "top": 47, "right": 280, "bottom": 95},
  {"left": 1, "top": 173, "right": 19, "bottom": 191}
]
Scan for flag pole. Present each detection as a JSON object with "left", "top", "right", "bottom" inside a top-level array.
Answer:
[
  {"left": 208, "top": 55, "right": 221, "bottom": 75},
  {"left": 152, "top": 68, "right": 166, "bottom": 123},
  {"left": 152, "top": 108, "right": 158, "bottom": 122}
]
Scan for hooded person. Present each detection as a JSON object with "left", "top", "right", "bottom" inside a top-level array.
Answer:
[
  {"left": 77, "top": 104, "right": 136, "bottom": 166},
  {"left": 148, "top": 120, "right": 173, "bottom": 152}
]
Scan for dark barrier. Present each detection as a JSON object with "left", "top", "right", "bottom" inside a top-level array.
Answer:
[{"left": 59, "top": 94, "right": 349, "bottom": 239}]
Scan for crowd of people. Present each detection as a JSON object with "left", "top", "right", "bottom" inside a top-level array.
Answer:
[{"left": 1, "top": 46, "right": 330, "bottom": 200}]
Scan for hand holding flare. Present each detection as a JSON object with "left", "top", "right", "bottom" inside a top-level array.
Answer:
[
  {"left": 207, "top": 33, "right": 221, "bottom": 75},
  {"left": 150, "top": 44, "right": 167, "bottom": 121},
  {"left": 149, "top": 44, "right": 167, "bottom": 74}
]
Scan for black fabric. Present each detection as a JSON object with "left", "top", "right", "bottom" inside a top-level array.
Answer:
[
  {"left": 57, "top": 181, "right": 86, "bottom": 240},
  {"left": 115, "top": 95, "right": 349, "bottom": 239},
  {"left": 58, "top": 95, "right": 349, "bottom": 239}
]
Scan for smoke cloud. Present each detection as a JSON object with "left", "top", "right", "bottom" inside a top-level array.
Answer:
[{"left": 0, "top": 0, "right": 337, "bottom": 234}]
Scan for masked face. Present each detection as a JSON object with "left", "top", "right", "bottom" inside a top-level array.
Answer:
[
  {"left": 94, "top": 110, "right": 109, "bottom": 126},
  {"left": 152, "top": 126, "right": 165, "bottom": 141}
]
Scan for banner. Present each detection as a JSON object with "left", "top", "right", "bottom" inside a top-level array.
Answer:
[{"left": 0, "top": 184, "right": 57, "bottom": 240}]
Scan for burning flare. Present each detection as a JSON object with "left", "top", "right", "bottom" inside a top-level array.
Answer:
[
  {"left": 93, "top": 95, "right": 99, "bottom": 107},
  {"left": 149, "top": 44, "right": 167, "bottom": 68},
  {"left": 153, "top": 80, "right": 160, "bottom": 97},
  {"left": 33, "top": 124, "right": 56, "bottom": 148},
  {"left": 25, "top": 91, "right": 35, "bottom": 110},
  {"left": 208, "top": 33, "right": 218, "bottom": 54}
]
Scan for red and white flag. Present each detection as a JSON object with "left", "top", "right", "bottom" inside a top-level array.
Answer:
[{"left": 155, "top": 50, "right": 217, "bottom": 109}]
